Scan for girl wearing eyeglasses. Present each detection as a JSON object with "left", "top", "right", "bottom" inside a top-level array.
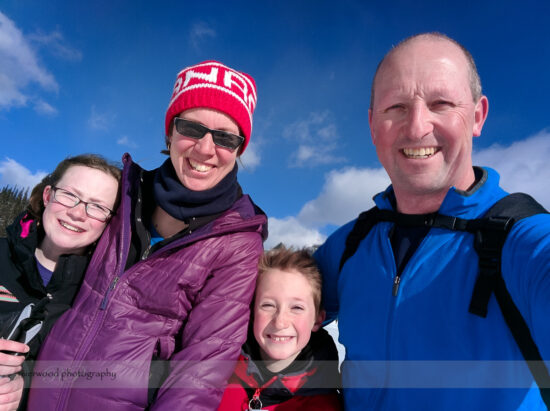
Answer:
[
  {"left": 0, "top": 154, "right": 120, "bottom": 410},
  {"left": 28, "top": 61, "right": 267, "bottom": 410}
]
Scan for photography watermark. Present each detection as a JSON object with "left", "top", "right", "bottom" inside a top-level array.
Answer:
[
  {"left": 22, "top": 367, "right": 117, "bottom": 383},
  {"left": 23, "top": 360, "right": 550, "bottom": 389}
]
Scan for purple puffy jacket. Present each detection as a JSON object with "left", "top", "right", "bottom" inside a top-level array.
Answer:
[{"left": 27, "top": 154, "right": 268, "bottom": 410}]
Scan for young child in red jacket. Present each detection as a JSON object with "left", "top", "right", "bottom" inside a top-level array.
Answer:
[{"left": 218, "top": 246, "right": 342, "bottom": 410}]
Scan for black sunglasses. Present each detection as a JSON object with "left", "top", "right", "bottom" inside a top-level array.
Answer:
[{"left": 173, "top": 118, "right": 244, "bottom": 151}]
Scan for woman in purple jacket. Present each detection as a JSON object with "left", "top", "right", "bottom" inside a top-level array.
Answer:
[{"left": 28, "top": 61, "right": 267, "bottom": 410}]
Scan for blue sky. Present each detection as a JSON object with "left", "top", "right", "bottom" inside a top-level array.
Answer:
[{"left": 1, "top": 0, "right": 550, "bottom": 248}]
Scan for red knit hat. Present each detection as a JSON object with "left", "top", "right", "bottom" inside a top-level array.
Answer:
[{"left": 165, "top": 60, "right": 257, "bottom": 153}]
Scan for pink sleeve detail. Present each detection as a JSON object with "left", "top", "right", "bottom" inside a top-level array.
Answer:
[{"left": 19, "top": 215, "right": 33, "bottom": 238}]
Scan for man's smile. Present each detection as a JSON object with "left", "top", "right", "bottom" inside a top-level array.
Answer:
[{"left": 401, "top": 147, "right": 439, "bottom": 159}]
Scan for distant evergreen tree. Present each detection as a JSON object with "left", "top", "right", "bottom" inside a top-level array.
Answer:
[{"left": 0, "top": 185, "right": 30, "bottom": 237}]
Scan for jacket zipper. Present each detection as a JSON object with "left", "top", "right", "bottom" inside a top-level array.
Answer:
[
  {"left": 249, "top": 388, "right": 263, "bottom": 410},
  {"left": 56, "top": 233, "right": 129, "bottom": 411},
  {"left": 376, "top": 223, "right": 430, "bottom": 409},
  {"left": 100, "top": 170, "right": 153, "bottom": 312},
  {"left": 392, "top": 274, "right": 401, "bottom": 296},
  {"left": 141, "top": 247, "right": 151, "bottom": 260},
  {"left": 100, "top": 276, "right": 120, "bottom": 309},
  {"left": 374, "top": 228, "right": 399, "bottom": 410},
  {"left": 248, "top": 376, "right": 277, "bottom": 410}
]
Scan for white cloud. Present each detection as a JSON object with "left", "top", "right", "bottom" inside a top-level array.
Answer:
[
  {"left": 0, "top": 11, "right": 58, "bottom": 110},
  {"left": 34, "top": 99, "right": 58, "bottom": 116},
  {"left": 267, "top": 130, "right": 550, "bottom": 249},
  {"left": 88, "top": 105, "right": 115, "bottom": 131},
  {"left": 117, "top": 135, "right": 138, "bottom": 149},
  {"left": 189, "top": 22, "right": 216, "bottom": 49},
  {"left": 265, "top": 216, "right": 326, "bottom": 250},
  {"left": 0, "top": 158, "right": 47, "bottom": 190},
  {"left": 265, "top": 166, "right": 389, "bottom": 248},
  {"left": 298, "top": 166, "right": 390, "bottom": 227},
  {"left": 473, "top": 130, "right": 550, "bottom": 209},
  {"left": 0, "top": 72, "right": 26, "bottom": 107},
  {"left": 240, "top": 141, "right": 261, "bottom": 171},
  {"left": 28, "top": 29, "right": 82, "bottom": 61},
  {"left": 283, "top": 111, "right": 346, "bottom": 167}
]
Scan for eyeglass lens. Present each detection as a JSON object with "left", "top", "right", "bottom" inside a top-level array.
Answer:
[
  {"left": 53, "top": 188, "right": 111, "bottom": 221},
  {"left": 174, "top": 118, "right": 244, "bottom": 150}
]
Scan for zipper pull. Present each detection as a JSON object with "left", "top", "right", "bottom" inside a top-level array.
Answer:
[
  {"left": 392, "top": 275, "right": 401, "bottom": 297},
  {"left": 142, "top": 245, "right": 152, "bottom": 260},
  {"left": 100, "top": 276, "right": 120, "bottom": 309},
  {"left": 248, "top": 389, "right": 263, "bottom": 410},
  {"left": 109, "top": 276, "right": 120, "bottom": 291}
]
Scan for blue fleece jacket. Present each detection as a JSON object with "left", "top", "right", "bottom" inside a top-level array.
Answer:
[{"left": 315, "top": 167, "right": 550, "bottom": 410}]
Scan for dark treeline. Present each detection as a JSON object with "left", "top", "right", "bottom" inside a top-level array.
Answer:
[{"left": 0, "top": 185, "right": 30, "bottom": 237}]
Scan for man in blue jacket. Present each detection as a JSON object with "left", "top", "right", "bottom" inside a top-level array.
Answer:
[{"left": 314, "top": 32, "right": 550, "bottom": 410}]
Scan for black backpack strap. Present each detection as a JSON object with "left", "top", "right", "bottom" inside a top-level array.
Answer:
[
  {"left": 469, "top": 193, "right": 548, "bottom": 317},
  {"left": 338, "top": 207, "right": 480, "bottom": 273},
  {"left": 469, "top": 193, "right": 550, "bottom": 406},
  {"left": 495, "top": 274, "right": 550, "bottom": 406},
  {"left": 337, "top": 207, "right": 432, "bottom": 273},
  {"left": 468, "top": 215, "right": 515, "bottom": 317},
  {"left": 339, "top": 207, "right": 380, "bottom": 273},
  {"left": 482, "top": 192, "right": 548, "bottom": 220}
]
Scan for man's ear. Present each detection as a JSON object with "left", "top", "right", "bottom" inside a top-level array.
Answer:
[
  {"left": 472, "top": 95, "right": 489, "bottom": 137},
  {"left": 312, "top": 309, "right": 326, "bottom": 332},
  {"left": 368, "top": 108, "right": 376, "bottom": 144}
]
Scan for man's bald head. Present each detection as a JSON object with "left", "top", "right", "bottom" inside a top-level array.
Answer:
[{"left": 370, "top": 32, "right": 482, "bottom": 109}]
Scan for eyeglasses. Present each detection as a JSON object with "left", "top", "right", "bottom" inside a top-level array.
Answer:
[
  {"left": 173, "top": 118, "right": 244, "bottom": 151},
  {"left": 51, "top": 186, "right": 114, "bottom": 222}
]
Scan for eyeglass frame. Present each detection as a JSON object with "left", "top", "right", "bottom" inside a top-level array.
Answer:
[
  {"left": 50, "top": 186, "right": 115, "bottom": 222},
  {"left": 172, "top": 117, "right": 245, "bottom": 151}
]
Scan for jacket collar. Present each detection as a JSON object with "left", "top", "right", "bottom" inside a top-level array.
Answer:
[
  {"left": 375, "top": 166, "right": 508, "bottom": 219},
  {"left": 233, "top": 328, "right": 340, "bottom": 406},
  {"left": 6, "top": 212, "right": 89, "bottom": 296}
]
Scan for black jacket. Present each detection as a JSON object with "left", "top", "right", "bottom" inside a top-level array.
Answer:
[{"left": 0, "top": 212, "right": 89, "bottom": 408}]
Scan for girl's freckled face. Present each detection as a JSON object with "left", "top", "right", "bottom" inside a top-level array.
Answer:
[{"left": 41, "top": 165, "right": 118, "bottom": 257}]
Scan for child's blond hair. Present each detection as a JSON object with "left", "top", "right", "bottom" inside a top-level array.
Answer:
[{"left": 258, "top": 245, "right": 322, "bottom": 314}]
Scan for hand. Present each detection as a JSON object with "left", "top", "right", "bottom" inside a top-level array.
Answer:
[
  {"left": 0, "top": 340, "right": 28, "bottom": 376},
  {"left": 0, "top": 374, "right": 23, "bottom": 411}
]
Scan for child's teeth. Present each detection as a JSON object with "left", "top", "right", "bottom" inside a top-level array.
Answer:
[{"left": 272, "top": 336, "right": 290, "bottom": 342}]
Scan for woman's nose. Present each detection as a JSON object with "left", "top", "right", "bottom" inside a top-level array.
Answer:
[{"left": 194, "top": 132, "right": 216, "bottom": 155}]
